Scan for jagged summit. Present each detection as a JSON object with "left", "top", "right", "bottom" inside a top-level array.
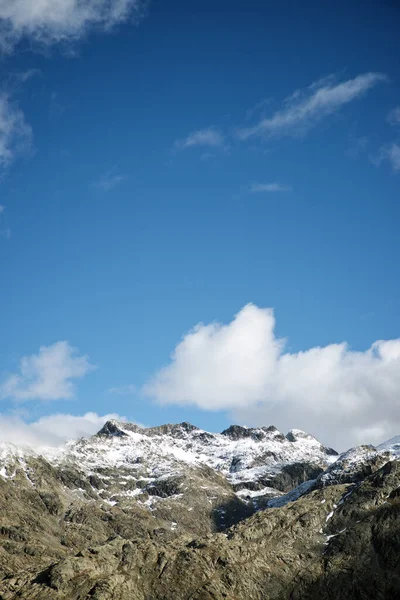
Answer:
[
  {"left": 96, "top": 419, "right": 338, "bottom": 459},
  {"left": 221, "top": 424, "right": 286, "bottom": 441},
  {"left": 98, "top": 419, "right": 326, "bottom": 446},
  {"left": 97, "top": 419, "right": 134, "bottom": 436},
  {"left": 97, "top": 419, "right": 200, "bottom": 439}
]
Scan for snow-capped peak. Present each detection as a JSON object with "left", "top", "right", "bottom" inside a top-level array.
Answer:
[
  {"left": 43, "top": 419, "right": 339, "bottom": 501},
  {"left": 377, "top": 435, "right": 400, "bottom": 456}
]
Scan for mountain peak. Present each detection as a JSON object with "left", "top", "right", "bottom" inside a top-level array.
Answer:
[
  {"left": 286, "top": 428, "right": 317, "bottom": 442},
  {"left": 221, "top": 425, "right": 252, "bottom": 440},
  {"left": 96, "top": 419, "right": 201, "bottom": 439},
  {"left": 144, "top": 421, "right": 200, "bottom": 437},
  {"left": 97, "top": 419, "right": 140, "bottom": 437},
  {"left": 221, "top": 424, "right": 286, "bottom": 442}
]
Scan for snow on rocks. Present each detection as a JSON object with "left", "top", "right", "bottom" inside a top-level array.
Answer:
[
  {"left": 2, "top": 419, "right": 399, "bottom": 515},
  {"left": 266, "top": 478, "right": 318, "bottom": 508},
  {"left": 40, "top": 420, "right": 337, "bottom": 502},
  {"left": 319, "top": 437, "right": 400, "bottom": 488}
]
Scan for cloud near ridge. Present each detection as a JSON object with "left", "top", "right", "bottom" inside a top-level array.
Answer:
[
  {"left": 143, "top": 304, "right": 400, "bottom": 450},
  {"left": 0, "top": 0, "right": 148, "bottom": 51},
  {"left": 0, "top": 341, "right": 95, "bottom": 401},
  {"left": 0, "top": 411, "right": 128, "bottom": 448},
  {"left": 237, "top": 72, "right": 387, "bottom": 140}
]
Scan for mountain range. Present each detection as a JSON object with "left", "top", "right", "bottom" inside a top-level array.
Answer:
[{"left": 0, "top": 420, "right": 399, "bottom": 599}]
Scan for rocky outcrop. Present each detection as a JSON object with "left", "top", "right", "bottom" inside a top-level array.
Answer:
[{"left": 2, "top": 460, "right": 400, "bottom": 599}]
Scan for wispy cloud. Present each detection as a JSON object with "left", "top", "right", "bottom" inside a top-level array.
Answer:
[
  {"left": 0, "top": 341, "right": 95, "bottom": 402},
  {"left": 383, "top": 143, "right": 400, "bottom": 171},
  {"left": 143, "top": 304, "right": 400, "bottom": 450},
  {"left": 376, "top": 107, "right": 400, "bottom": 172},
  {"left": 237, "top": 73, "right": 387, "bottom": 140},
  {"left": 0, "top": 0, "right": 148, "bottom": 52},
  {"left": 0, "top": 204, "right": 10, "bottom": 240},
  {"left": 387, "top": 106, "right": 400, "bottom": 126},
  {"left": 245, "top": 98, "right": 272, "bottom": 121},
  {"left": 250, "top": 182, "right": 292, "bottom": 193},
  {"left": 94, "top": 168, "right": 126, "bottom": 191},
  {"left": 175, "top": 127, "right": 225, "bottom": 150},
  {"left": 345, "top": 135, "right": 369, "bottom": 159},
  {"left": 374, "top": 143, "right": 400, "bottom": 173},
  {"left": 0, "top": 227, "right": 11, "bottom": 240},
  {"left": 0, "top": 92, "right": 32, "bottom": 167},
  {"left": 13, "top": 69, "right": 42, "bottom": 83},
  {"left": 108, "top": 384, "right": 137, "bottom": 396},
  {"left": 49, "top": 91, "right": 66, "bottom": 123}
]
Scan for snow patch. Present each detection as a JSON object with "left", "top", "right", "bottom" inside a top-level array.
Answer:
[{"left": 267, "top": 479, "right": 316, "bottom": 508}]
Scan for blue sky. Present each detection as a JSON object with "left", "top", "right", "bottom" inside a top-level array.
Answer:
[{"left": 0, "top": 0, "right": 399, "bottom": 450}]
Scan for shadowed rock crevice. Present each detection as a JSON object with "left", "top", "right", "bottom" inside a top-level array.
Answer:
[{"left": 211, "top": 497, "right": 254, "bottom": 532}]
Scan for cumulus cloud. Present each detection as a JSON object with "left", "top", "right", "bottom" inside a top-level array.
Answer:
[
  {"left": 250, "top": 182, "right": 292, "bottom": 193},
  {"left": 0, "top": 341, "right": 95, "bottom": 401},
  {"left": 0, "top": 0, "right": 148, "bottom": 52},
  {"left": 143, "top": 304, "right": 400, "bottom": 450},
  {"left": 237, "top": 73, "right": 387, "bottom": 140},
  {"left": 0, "top": 93, "right": 32, "bottom": 167},
  {"left": 0, "top": 411, "right": 127, "bottom": 448},
  {"left": 175, "top": 127, "right": 225, "bottom": 150}
]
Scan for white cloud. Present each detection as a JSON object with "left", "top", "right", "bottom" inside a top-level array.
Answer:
[
  {"left": 250, "top": 182, "right": 292, "bottom": 193},
  {"left": 0, "top": 411, "right": 127, "bottom": 448},
  {"left": 237, "top": 73, "right": 387, "bottom": 140},
  {"left": 175, "top": 127, "right": 225, "bottom": 150},
  {"left": 0, "top": 93, "right": 32, "bottom": 167},
  {"left": 0, "top": 0, "right": 147, "bottom": 52},
  {"left": 0, "top": 205, "right": 5, "bottom": 213},
  {"left": 0, "top": 341, "right": 95, "bottom": 401},
  {"left": 387, "top": 106, "right": 400, "bottom": 126},
  {"left": 108, "top": 384, "right": 136, "bottom": 395},
  {"left": 143, "top": 304, "right": 400, "bottom": 450}
]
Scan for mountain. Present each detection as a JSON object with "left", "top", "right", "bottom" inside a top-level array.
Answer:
[{"left": 0, "top": 421, "right": 399, "bottom": 599}]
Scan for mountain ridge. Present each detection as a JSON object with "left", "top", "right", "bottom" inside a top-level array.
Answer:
[{"left": 0, "top": 419, "right": 399, "bottom": 599}]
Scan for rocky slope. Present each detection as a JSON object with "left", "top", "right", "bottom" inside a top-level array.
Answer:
[{"left": 0, "top": 421, "right": 399, "bottom": 599}]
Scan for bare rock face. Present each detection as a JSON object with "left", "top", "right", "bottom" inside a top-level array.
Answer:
[{"left": 0, "top": 421, "right": 399, "bottom": 599}]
